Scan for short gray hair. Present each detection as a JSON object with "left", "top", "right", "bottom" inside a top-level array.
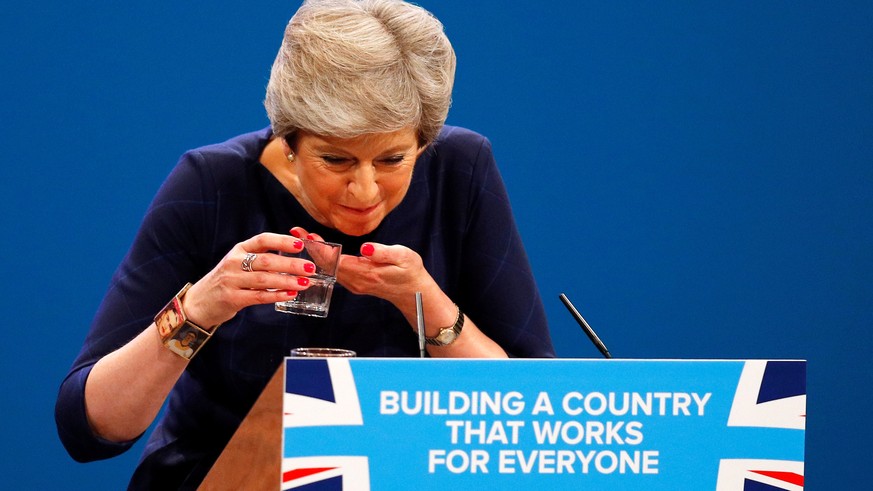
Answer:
[{"left": 265, "top": 0, "right": 456, "bottom": 146}]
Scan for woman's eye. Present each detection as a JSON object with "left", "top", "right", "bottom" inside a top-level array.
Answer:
[
  {"left": 322, "top": 155, "right": 351, "bottom": 165},
  {"left": 381, "top": 155, "right": 405, "bottom": 165}
]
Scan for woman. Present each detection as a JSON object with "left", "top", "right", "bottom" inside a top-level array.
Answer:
[{"left": 56, "top": 0, "right": 555, "bottom": 488}]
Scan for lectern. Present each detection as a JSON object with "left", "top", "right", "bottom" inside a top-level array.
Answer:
[
  {"left": 198, "top": 365, "right": 284, "bottom": 490},
  {"left": 201, "top": 359, "right": 806, "bottom": 490}
]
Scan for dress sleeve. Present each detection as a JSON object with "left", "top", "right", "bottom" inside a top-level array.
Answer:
[
  {"left": 458, "top": 136, "right": 556, "bottom": 358},
  {"left": 54, "top": 151, "right": 215, "bottom": 461}
]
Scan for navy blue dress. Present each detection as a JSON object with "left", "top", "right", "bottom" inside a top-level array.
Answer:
[{"left": 56, "top": 125, "right": 555, "bottom": 489}]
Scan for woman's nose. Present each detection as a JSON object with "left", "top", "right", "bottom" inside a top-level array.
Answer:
[{"left": 348, "top": 164, "right": 378, "bottom": 202}]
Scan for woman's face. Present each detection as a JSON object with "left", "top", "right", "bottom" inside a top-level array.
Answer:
[{"left": 288, "top": 128, "right": 424, "bottom": 236}]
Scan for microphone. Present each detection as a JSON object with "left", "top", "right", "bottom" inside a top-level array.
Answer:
[
  {"left": 415, "top": 292, "right": 426, "bottom": 358},
  {"left": 559, "top": 293, "right": 612, "bottom": 358}
]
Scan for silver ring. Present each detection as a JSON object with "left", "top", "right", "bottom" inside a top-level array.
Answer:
[{"left": 241, "top": 253, "right": 257, "bottom": 272}]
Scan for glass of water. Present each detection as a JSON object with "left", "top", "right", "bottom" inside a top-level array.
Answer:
[
  {"left": 275, "top": 239, "right": 342, "bottom": 318},
  {"left": 289, "top": 347, "right": 356, "bottom": 357}
]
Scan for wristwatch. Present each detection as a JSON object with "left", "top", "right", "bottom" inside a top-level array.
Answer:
[
  {"left": 425, "top": 305, "right": 465, "bottom": 347},
  {"left": 154, "top": 283, "right": 216, "bottom": 360}
]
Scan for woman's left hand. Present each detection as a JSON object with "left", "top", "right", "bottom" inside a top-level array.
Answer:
[
  {"left": 290, "top": 228, "right": 430, "bottom": 305},
  {"left": 337, "top": 242, "right": 430, "bottom": 306}
]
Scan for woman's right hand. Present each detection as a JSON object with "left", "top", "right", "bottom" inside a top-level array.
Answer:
[
  {"left": 180, "top": 232, "right": 316, "bottom": 328},
  {"left": 83, "top": 232, "right": 314, "bottom": 442}
]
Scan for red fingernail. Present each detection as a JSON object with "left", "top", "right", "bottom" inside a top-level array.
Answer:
[
  {"left": 289, "top": 229, "right": 302, "bottom": 238},
  {"left": 306, "top": 234, "right": 315, "bottom": 240},
  {"left": 298, "top": 277, "right": 310, "bottom": 286},
  {"left": 303, "top": 262, "right": 315, "bottom": 273},
  {"left": 286, "top": 290, "right": 298, "bottom": 297},
  {"left": 361, "top": 243, "right": 375, "bottom": 256},
  {"left": 293, "top": 240, "right": 304, "bottom": 249}
]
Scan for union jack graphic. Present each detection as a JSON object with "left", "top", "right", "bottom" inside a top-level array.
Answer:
[
  {"left": 281, "top": 358, "right": 368, "bottom": 490},
  {"left": 717, "top": 360, "right": 806, "bottom": 490}
]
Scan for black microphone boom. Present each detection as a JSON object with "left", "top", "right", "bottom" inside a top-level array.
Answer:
[{"left": 559, "top": 293, "right": 612, "bottom": 358}]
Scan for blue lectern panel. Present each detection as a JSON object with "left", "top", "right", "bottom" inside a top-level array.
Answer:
[{"left": 281, "top": 359, "right": 805, "bottom": 490}]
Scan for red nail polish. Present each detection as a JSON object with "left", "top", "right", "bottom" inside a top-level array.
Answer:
[
  {"left": 303, "top": 262, "right": 315, "bottom": 273},
  {"left": 298, "top": 277, "right": 310, "bottom": 286},
  {"left": 289, "top": 229, "right": 302, "bottom": 238},
  {"left": 361, "top": 243, "right": 375, "bottom": 256},
  {"left": 287, "top": 290, "right": 298, "bottom": 297},
  {"left": 293, "top": 240, "right": 304, "bottom": 249},
  {"left": 306, "top": 234, "right": 315, "bottom": 240}
]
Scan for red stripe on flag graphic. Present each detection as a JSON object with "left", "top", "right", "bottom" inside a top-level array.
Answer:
[
  {"left": 750, "top": 470, "right": 804, "bottom": 486},
  {"left": 282, "top": 467, "right": 338, "bottom": 483}
]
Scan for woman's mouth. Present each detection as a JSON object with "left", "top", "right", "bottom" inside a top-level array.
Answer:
[{"left": 340, "top": 203, "right": 380, "bottom": 216}]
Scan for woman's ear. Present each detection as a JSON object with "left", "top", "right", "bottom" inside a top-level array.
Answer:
[
  {"left": 280, "top": 133, "right": 300, "bottom": 163},
  {"left": 282, "top": 131, "right": 299, "bottom": 154},
  {"left": 415, "top": 143, "right": 430, "bottom": 159}
]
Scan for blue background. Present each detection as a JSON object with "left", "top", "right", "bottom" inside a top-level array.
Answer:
[{"left": 1, "top": 0, "right": 870, "bottom": 489}]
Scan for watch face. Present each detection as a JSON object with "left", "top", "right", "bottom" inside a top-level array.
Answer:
[{"left": 436, "top": 328, "right": 457, "bottom": 345}]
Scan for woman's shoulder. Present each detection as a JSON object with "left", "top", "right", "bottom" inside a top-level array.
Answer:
[
  {"left": 161, "top": 128, "right": 273, "bottom": 196},
  {"left": 425, "top": 125, "right": 496, "bottom": 175},
  {"left": 431, "top": 125, "right": 491, "bottom": 154},
  {"left": 423, "top": 125, "right": 498, "bottom": 179},
  {"left": 180, "top": 127, "right": 272, "bottom": 169},
  {"left": 149, "top": 128, "right": 273, "bottom": 211}
]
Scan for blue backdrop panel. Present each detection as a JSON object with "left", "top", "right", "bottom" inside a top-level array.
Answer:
[{"left": 1, "top": 1, "right": 870, "bottom": 489}]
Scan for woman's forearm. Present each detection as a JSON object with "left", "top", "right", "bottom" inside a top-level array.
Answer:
[
  {"left": 395, "top": 279, "right": 508, "bottom": 359},
  {"left": 84, "top": 324, "right": 188, "bottom": 442}
]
